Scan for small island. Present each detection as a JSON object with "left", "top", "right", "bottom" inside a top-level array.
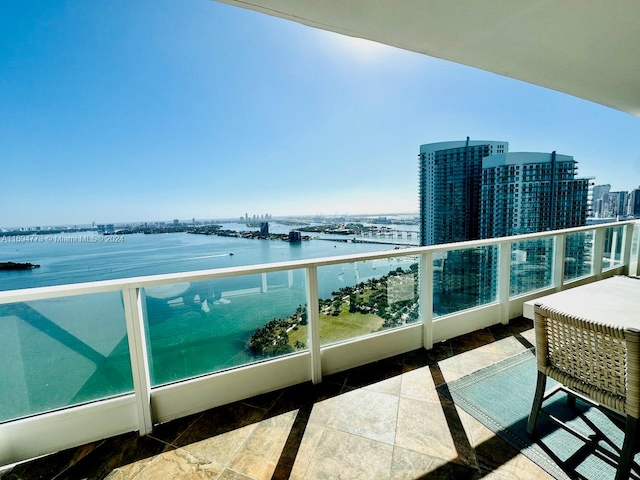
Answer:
[
  {"left": 188, "top": 225, "right": 311, "bottom": 242},
  {"left": 0, "top": 262, "right": 41, "bottom": 271},
  {"left": 248, "top": 264, "right": 420, "bottom": 358}
]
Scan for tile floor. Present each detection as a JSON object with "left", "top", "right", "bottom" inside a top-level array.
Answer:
[{"left": 1, "top": 317, "right": 555, "bottom": 480}]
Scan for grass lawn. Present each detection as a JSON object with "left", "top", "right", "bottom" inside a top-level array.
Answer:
[{"left": 288, "top": 306, "right": 384, "bottom": 346}]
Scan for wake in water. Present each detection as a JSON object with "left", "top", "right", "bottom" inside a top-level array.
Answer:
[{"left": 189, "top": 253, "right": 234, "bottom": 260}]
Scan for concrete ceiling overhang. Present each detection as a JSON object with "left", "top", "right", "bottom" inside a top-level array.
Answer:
[{"left": 215, "top": 0, "right": 640, "bottom": 117}]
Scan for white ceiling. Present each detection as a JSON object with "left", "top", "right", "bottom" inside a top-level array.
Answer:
[{"left": 216, "top": 0, "right": 640, "bottom": 117}]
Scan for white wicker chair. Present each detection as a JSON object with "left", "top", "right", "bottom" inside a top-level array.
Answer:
[{"left": 527, "top": 303, "right": 640, "bottom": 480}]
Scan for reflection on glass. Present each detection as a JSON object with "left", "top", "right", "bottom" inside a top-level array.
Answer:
[
  {"left": 433, "top": 246, "right": 498, "bottom": 317},
  {"left": 313, "top": 256, "right": 420, "bottom": 346},
  {"left": 564, "top": 231, "right": 594, "bottom": 281},
  {"left": 510, "top": 238, "right": 554, "bottom": 296},
  {"left": 0, "top": 292, "right": 133, "bottom": 422},
  {"left": 603, "top": 225, "right": 624, "bottom": 269},
  {"left": 143, "top": 270, "right": 307, "bottom": 386}
]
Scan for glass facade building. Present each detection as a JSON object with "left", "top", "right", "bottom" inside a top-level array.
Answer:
[
  {"left": 419, "top": 138, "right": 508, "bottom": 246},
  {"left": 480, "top": 152, "right": 590, "bottom": 238},
  {"left": 419, "top": 142, "right": 591, "bottom": 309}
]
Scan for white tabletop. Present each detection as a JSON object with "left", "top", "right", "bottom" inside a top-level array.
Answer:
[{"left": 523, "top": 276, "right": 640, "bottom": 330}]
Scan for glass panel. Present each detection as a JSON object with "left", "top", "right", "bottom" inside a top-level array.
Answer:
[
  {"left": 510, "top": 238, "right": 554, "bottom": 296},
  {"left": 144, "top": 270, "right": 307, "bottom": 386},
  {"left": 564, "top": 230, "right": 594, "bottom": 281},
  {"left": 315, "top": 255, "right": 419, "bottom": 346},
  {"left": 603, "top": 225, "right": 624, "bottom": 269},
  {"left": 632, "top": 224, "right": 639, "bottom": 258},
  {"left": 0, "top": 292, "right": 133, "bottom": 423},
  {"left": 433, "top": 246, "right": 498, "bottom": 317}
]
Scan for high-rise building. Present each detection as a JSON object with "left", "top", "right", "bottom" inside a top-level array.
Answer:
[
  {"left": 479, "top": 152, "right": 590, "bottom": 238},
  {"left": 591, "top": 184, "right": 611, "bottom": 217},
  {"left": 419, "top": 138, "right": 508, "bottom": 246},
  {"left": 419, "top": 138, "right": 507, "bottom": 314},
  {"left": 480, "top": 152, "right": 591, "bottom": 294},
  {"left": 420, "top": 141, "right": 590, "bottom": 243},
  {"left": 419, "top": 140, "right": 591, "bottom": 315},
  {"left": 608, "top": 191, "right": 629, "bottom": 218},
  {"left": 629, "top": 188, "right": 640, "bottom": 218}
]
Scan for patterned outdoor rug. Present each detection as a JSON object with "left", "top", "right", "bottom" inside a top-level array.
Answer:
[{"left": 439, "top": 350, "right": 640, "bottom": 480}]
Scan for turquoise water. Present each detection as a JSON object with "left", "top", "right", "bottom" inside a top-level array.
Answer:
[{"left": 0, "top": 229, "right": 416, "bottom": 422}]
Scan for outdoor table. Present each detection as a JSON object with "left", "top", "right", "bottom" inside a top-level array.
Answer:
[
  {"left": 523, "top": 275, "right": 640, "bottom": 327},
  {"left": 524, "top": 275, "right": 640, "bottom": 480}
]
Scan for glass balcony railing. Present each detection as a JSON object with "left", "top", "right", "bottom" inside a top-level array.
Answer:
[
  {"left": 633, "top": 223, "right": 640, "bottom": 260},
  {"left": 603, "top": 224, "right": 624, "bottom": 269},
  {"left": 433, "top": 246, "right": 498, "bottom": 316},
  {"left": 509, "top": 237, "right": 554, "bottom": 296},
  {"left": 564, "top": 230, "right": 594, "bottom": 280},
  {"left": 316, "top": 257, "right": 420, "bottom": 345},
  {"left": 0, "top": 219, "right": 638, "bottom": 467},
  {"left": 0, "top": 292, "right": 133, "bottom": 423},
  {"left": 143, "top": 271, "right": 308, "bottom": 386}
]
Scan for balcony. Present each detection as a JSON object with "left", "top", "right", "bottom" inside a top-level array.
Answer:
[{"left": 1, "top": 220, "right": 639, "bottom": 478}]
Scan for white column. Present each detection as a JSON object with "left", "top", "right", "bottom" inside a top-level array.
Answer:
[
  {"left": 122, "top": 288, "right": 153, "bottom": 435},
  {"left": 305, "top": 266, "right": 322, "bottom": 384},
  {"left": 420, "top": 252, "right": 433, "bottom": 350},
  {"left": 593, "top": 228, "right": 605, "bottom": 280},
  {"left": 610, "top": 230, "right": 619, "bottom": 268},
  {"left": 498, "top": 241, "right": 511, "bottom": 325},
  {"left": 553, "top": 233, "right": 566, "bottom": 291},
  {"left": 630, "top": 223, "right": 640, "bottom": 276}
]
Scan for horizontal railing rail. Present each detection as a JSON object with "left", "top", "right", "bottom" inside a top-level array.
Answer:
[
  {"left": 1, "top": 219, "right": 636, "bottom": 304},
  {"left": 1, "top": 219, "right": 638, "bottom": 466}
]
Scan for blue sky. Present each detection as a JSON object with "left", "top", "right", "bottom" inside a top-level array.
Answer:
[{"left": 1, "top": 1, "right": 639, "bottom": 228}]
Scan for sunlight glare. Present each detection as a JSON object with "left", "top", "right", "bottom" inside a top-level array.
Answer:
[{"left": 321, "top": 30, "right": 397, "bottom": 65}]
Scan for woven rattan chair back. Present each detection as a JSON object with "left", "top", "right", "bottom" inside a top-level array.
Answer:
[{"left": 528, "top": 303, "right": 640, "bottom": 480}]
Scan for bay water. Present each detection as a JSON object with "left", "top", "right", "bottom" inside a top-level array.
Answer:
[
  {"left": 0, "top": 226, "right": 418, "bottom": 421},
  {"left": 0, "top": 225, "right": 413, "bottom": 292}
]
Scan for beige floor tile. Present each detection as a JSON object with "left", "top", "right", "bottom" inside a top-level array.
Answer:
[
  {"left": 129, "top": 448, "right": 222, "bottom": 479},
  {"left": 392, "top": 446, "right": 483, "bottom": 479},
  {"left": 216, "top": 468, "right": 255, "bottom": 480},
  {"left": 308, "top": 388, "right": 399, "bottom": 444},
  {"left": 299, "top": 428, "right": 393, "bottom": 480},
  {"left": 454, "top": 405, "right": 496, "bottom": 447},
  {"left": 104, "top": 424, "right": 264, "bottom": 479},
  {"left": 400, "top": 366, "right": 440, "bottom": 404},
  {"left": 180, "top": 424, "right": 257, "bottom": 470},
  {"left": 439, "top": 336, "right": 527, "bottom": 382},
  {"left": 481, "top": 453, "right": 555, "bottom": 480},
  {"left": 289, "top": 423, "right": 326, "bottom": 480},
  {"left": 394, "top": 397, "right": 458, "bottom": 463},
  {"left": 227, "top": 412, "right": 296, "bottom": 480},
  {"left": 104, "top": 459, "right": 153, "bottom": 480},
  {"left": 363, "top": 375, "right": 402, "bottom": 396},
  {"left": 390, "top": 446, "right": 447, "bottom": 480},
  {"left": 521, "top": 328, "right": 536, "bottom": 346}
]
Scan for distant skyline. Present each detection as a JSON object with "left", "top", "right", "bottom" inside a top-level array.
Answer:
[{"left": 1, "top": 0, "right": 639, "bottom": 227}]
